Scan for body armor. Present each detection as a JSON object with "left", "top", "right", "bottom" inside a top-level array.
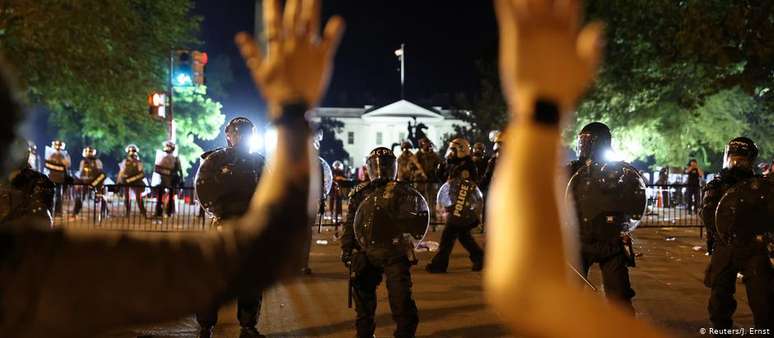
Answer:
[
  {"left": 714, "top": 177, "right": 774, "bottom": 247},
  {"left": 79, "top": 158, "right": 105, "bottom": 187},
  {"left": 195, "top": 148, "right": 266, "bottom": 220},
  {"left": 437, "top": 178, "right": 484, "bottom": 229},
  {"left": 119, "top": 157, "right": 145, "bottom": 186},
  {"left": 44, "top": 147, "right": 71, "bottom": 184},
  {"left": 153, "top": 150, "right": 182, "bottom": 188},
  {"left": 0, "top": 168, "right": 54, "bottom": 225},
  {"left": 566, "top": 161, "right": 647, "bottom": 238},
  {"left": 353, "top": 181, "right": 429, "bottom": 251}
]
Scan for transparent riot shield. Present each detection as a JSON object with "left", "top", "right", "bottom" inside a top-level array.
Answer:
[
  {"left": 320, "top": 157, "right": 333, "bottom": 199},
  {"left": 715, "top": 177, "right": 774, "bottom": 244},
  {"left": 354, "top": 182, "right": 430, "bottom": 250},
  {"left": 565, "top": 161, "right": 647, "bottom": 232},
  {"left": 437, "top": 178, "right": 484, "bottom": 229}
]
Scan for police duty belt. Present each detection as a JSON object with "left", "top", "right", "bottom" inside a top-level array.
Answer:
[
  {"left": 125, "top": 172, "right": 145, "bottom": 184},
  {"left": 44, "top": 161, "right": 66, "bottom": 172},
  {"left": 154, "top": 165, "right": 174, "bottom": 177}
]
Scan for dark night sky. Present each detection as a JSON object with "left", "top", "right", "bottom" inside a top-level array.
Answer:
[{"left": 193, "top": 0, "right": 499, "bottom": 123}]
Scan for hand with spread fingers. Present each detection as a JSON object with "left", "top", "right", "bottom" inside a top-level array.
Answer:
[
  {"left": 495, "top": 0, "right": 603, "bottom": 118},
  {"left": 235, "top": 0, "right": 345, "bottom": 120}
]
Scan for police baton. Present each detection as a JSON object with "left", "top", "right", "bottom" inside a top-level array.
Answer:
[{"left": 567, "top": 263, "right": 597, "bottom": 292}]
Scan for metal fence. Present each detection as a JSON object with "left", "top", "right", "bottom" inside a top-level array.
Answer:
[
  {"left": 52, "top": 184, "right": 210, "bottom": 232},
  {"left": 51, "top": 182, "right": 705, "bottom": 235}
]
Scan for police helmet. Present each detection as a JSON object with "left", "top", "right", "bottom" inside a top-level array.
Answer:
[
  {"left": 366, "top": 147, "right": 397, "bottom": 182},
  {"left": 723, "top": 137, "right": 758, "bottom": 171},
  {"left": 445, "top": 138, "right": 471, "bottom": 159},
  {"left": 577, "top": 122, "right": 611, "bottom": 161},
  {"left": 225, "top": 117, "right": 255, "bottom": 151}
]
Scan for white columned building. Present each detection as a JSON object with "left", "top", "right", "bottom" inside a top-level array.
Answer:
[{"left": 310, "top": 99, "right": 470, "bottom": 168}]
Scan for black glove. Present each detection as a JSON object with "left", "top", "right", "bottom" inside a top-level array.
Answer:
[{"left": 341, "top": 250, "right": 353, "bottom": 266}]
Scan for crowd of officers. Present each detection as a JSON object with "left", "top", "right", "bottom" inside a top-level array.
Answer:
[{"left": 22, "top": 139, "right": 184, "bottom": 221}]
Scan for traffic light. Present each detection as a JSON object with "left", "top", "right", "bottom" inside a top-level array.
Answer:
[
  {"left": 192, "top": 51, "right": 208, "bottom": 86},
  {"left": 148, "top": 92, "right": 166, "bottom": 120},
  {"left": 173, "top": 50, "right": 193, "bottom": 87}
]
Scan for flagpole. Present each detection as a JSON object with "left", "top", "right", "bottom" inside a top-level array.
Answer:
[{"left": 400, "top": 43, "right": 405, "bottom": 99}]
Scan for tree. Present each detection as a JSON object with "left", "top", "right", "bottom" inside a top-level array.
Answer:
[
  {"left": 171, "top": 86, "right": 226, "bottom": 175},
  {"left": 0, "top": 1, "right": 225, "bottom": 174},
  {"left": 570, "top": 0, "right": 774, "bottom": 170},
  {"left": 316, "top": 117, "right": 350, "bottom": 165}
]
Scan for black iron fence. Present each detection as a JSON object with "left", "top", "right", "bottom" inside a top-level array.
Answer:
[
  {"left": 50, "top": 182, "right": 705, "bottom": 234},
  {"left": 52, "top": 183, "right": 211, "bottom": 232}
]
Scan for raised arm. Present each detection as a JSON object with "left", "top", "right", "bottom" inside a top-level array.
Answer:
[
  {"left": 484, "top": 0, "right": 668, "bottom": 337},
  {"left": 0, "top": 1, "right": 345, "bottom": 337}
]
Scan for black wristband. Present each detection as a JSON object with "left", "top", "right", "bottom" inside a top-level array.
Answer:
[
  {"left": 272, "top": 101, "right": 310, "bottom": 126},
  {"left": 534, "top": 99, "right": 560, "bottom": 126}
]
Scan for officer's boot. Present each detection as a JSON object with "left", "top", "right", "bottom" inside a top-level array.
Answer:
[{"left": 239, "top": 326, "right": 266, "bottom": 338}]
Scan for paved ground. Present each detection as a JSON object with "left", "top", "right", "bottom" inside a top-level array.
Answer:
[{"left": 96, "top": 225, "right": 764, "bottom": 338}]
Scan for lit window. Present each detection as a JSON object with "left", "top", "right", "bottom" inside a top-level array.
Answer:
[
  {"left": 347, "top": 131, "right": 354, "bottom": 145},
  {"left": 376, "top": 132, "right": 383, "bottom": 145}
]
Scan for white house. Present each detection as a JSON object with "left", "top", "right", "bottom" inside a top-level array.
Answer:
[{"left": 310, "top": 99, "right": 470, "bottom": 167}]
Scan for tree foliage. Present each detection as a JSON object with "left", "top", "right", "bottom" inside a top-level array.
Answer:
[
  {"left": 316, "top": 117, "right": 350, "bottom": 165},
  {"left": 172, "top": 86, "right": 226, "bottom": 175},
  {"left": 0, "top": 0, "right": 225, "bottom": 175},
  {"left": 572, "top": 0, "right": 774, "bottom": 170}
]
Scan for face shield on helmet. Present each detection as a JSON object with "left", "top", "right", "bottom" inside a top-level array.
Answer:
[
  {"left": 125, "top": 144, "right": 139, "bottom": 158},
  {"left": 401, "top": 141, "right": 412, "bottom": 152},
  {"left": 52, "top": 140, "right": 66, "bottom": 151},
  {"left": 419, "top": 138, "right": 433, "bottom": 152},
  {"left": 723, "top": 137, "right": 758, "bottom": 171},
  {"left": 332, "top": 160, "right": 344, "bottom": 171},
  {"left": 472, "top": 143, "right": 486, "bottom": 158},
  {"left": 577, "top": 122, "right": 611, "bottom": 161},
  {"left": 82, "top": 146, "right": 97, "bottom": 159},
  {"left": 163, "top": 141, "right": 176, "bottom": 153},
  {"left": 445, "top": 138, "right": 471, "bottom": 160},
  {"left": 225, "top": 117, "right": 256, "bottom": 152},
  {"left": 366, "top": 147, "right": 397, "bottom": 181}
]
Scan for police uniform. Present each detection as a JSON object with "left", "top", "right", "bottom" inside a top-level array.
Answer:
[
  {"left": 701, "top": 137, "right": 773, "bottom": 334},
  {"left": 118, "top": 146, "right": 147, "bottom": 217},
  {"left": 415, "top": 141, "right": 442, "bottom": 220},
  {"left": 426, "top": 138, "right": 485, "bottom": 273},
  {"left": 194, "top": 117, "right": 267, "bottom": 338},
  {"left": 44, "top": 141, "right": 71, "bottom": 215},
  {"left": 72, "top": 147, "right": 106, "bottom": 216},
  {"left": 153, "top": 142, "right": 184, "bottom": 218},
  {"left": 567, "top": 123, "right": 638, "bottom": 314},
  {"left": 341, "top": 148, "right": 420, "bottom": 338}
]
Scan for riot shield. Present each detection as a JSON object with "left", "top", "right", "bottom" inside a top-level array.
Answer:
[
  {"left": 715, "top": 177, "right": 774, "bottom": 244},
  {"left": 320, "top": 157, "right": 333, "bottom": 199},
  {"left": 437, "top": 178, "right": 484, "bottom": 228},
  {"left": 195, "top": 149, "right": 264, "bottom": 218},
  {"left": 353, "top": 182, "right": 430, "bottom": 250},
  {"left": 565, "top": 161, "right": 647, "bottom": 232}
]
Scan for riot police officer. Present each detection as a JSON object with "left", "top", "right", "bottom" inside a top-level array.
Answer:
[
  {"left": 426, "top": 138, "right": 485, "bottom": 273},
  {"left": 397, "top": 141, "right": 426, "bottom": 183},
  {"left": 153, "top": 141, "right": 183, "bottom": 218},
  {"left": 195, "top": 117, "right": 267, "bottom": 338},
  {"left": 72, "top": 146, "right": 106, "bottom": 217},
  {"left": 27, "top": 142, "right": 40, "bottom": 172},
  {"left": 480, "top": 131, "right": 503, "bottom": 193},
  {"left": 415, "top": 138, "right": 442, "bottom": 221},
  {"left": 330, "top": 160, "right": 347, "bottom": 223},
  {"left": 567, "top": 122, "right": 637, "bottom": 314},
  {"left": 44, "top": 140, "right": 71, "bottom": 216},
  {"left": 117, "top": 144, "right": 147, "bottom": 217},
  {"left": 0, "top": 139, "right": 54, "bottom": 225},
  {"left": 341, "top": 147, "right": 421, "bottom": 338},
  {"left": 471, "top": 142, "right": 489, "bottom": 180},
  {"left": 701, "top": 137, "right": 773, "bottom": 334}
]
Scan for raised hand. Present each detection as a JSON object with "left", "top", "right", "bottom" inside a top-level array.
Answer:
[
  {"left": 235, "top": 0, "right": 345, "bottom": 121},
  {"left": 495, "top": 0, "right": 603, "bottom": 117}
]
